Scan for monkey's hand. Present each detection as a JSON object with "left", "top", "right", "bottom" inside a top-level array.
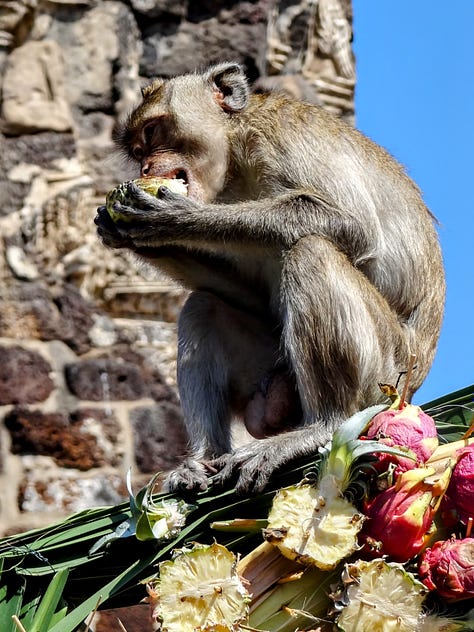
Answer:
[
  {"left": 210, "top": 426, "right": 332, "bottom": 494},
  {"left": 95, "top": 205, "right": 135, "bottom": 249},
  {"left": 96, "top": 182, "right": 198, "bottom": 247}
]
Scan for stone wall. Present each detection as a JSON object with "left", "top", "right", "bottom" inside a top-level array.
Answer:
[{"left": 0, "top": 0, "right": 354, "bottom": 537}]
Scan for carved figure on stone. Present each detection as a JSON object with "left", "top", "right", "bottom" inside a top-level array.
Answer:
[
  {"left": 0, "top": 0, "right": 36, "bottom": 49},
  {"left": 95, "top": 63, "right": 445, "bottom": 495},
  {"left": 1, "top": 40, "right": 73, "bottom": 134},
  {"left": 266, "top": 0, "right": 355, "bottom": 118}
]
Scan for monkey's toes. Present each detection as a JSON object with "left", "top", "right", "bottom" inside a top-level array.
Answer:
[
  {"left": 163, "top": 458, "right": 210, "bottom": 495},
  {"left": 210, "top": 452, "right": 273, "bottom": 495}
]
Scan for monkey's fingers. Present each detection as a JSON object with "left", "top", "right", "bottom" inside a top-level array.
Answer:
[
  {"left": 124, "top": 181, "right": 163, "bottom": 211},
  {"left": 94, "top": 206, "right": 132, "bottom": 249}
]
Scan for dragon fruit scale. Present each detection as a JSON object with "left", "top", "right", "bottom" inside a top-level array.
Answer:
[
  {"left": 442, "top": 444, "right": 474, "bottom": 526},
  {"left": 361, "top": 464, "right": 453, "bottom": 562},
  {"left": 364, "top": 389, "right": 438, "bottom": 473},
  {"left": 419, "top": 537, "right": 474, "bottom": 601}
]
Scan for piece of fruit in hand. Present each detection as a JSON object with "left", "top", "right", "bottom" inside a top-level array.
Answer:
[{"left": 106, "top": 176, "right": 188, "bottom": 221}]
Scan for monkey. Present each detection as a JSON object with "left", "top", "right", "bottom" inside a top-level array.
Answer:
[{"left": 95, "top": 62, "right": 445, "bottom": 494}]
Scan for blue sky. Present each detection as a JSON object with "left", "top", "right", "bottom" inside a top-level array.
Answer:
[{"left": 352, "top": 1, "right": 474, "bottom": 404}]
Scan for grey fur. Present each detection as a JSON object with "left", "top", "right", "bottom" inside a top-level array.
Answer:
[{"left": 96, "top": 63, "right": 445, "bottom": 494}]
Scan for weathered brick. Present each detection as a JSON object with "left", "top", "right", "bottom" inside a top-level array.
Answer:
[
  {"left": 131, "top": 403, "right": 187, "bottom": 473},
  {"left": 65, "top": 357, "right": 146, "bottom": 400},
  {"left": 18, "top": 471, "right": 127, "bottom": 513},
  {"left": 0, "top": 346, "right": 54, "bottom": 404},
  {"left": 4, "top": 408, "right": 122, "bottom": 470}
]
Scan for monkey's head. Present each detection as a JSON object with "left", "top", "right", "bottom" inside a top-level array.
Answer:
[{"left": 114, "top": 63, "right": 250, "bottom": 203}]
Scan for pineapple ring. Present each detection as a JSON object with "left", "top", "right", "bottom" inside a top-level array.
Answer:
[
  {"left": 148, "top": 543, "right": 249, "bottom": 632},
  {"left": 265, "top": 483, "right": 365, "bottom": 571}
]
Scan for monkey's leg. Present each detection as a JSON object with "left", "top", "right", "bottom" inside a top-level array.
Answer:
[
  {"left": 213, "top": 235, "right": 411, "bottom": 493},
  {"left": 281, "top": 234, "right": 407, "bottom": 427},
  {"left": 164, "top": 290, "right": 279, "bottom": 493}
]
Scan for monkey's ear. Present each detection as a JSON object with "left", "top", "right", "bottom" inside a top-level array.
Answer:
[{"left": 206, "top": 62, "right": 249, "bottom": 113}]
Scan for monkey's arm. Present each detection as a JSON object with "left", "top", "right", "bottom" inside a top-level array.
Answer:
[{"left": 95, "top": 183, "right": 375, "bottom": 261}]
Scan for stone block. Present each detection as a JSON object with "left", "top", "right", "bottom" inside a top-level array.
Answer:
[
  {"left": 0, "top": 282, "right": 95, "bottom": 355},
  {"left": 64, "top": 347, "right": 180, "bottom": 402},
  {"left": 4, "top": 408, "right": 122, "bottom": 470},
  {"left": 65, "top": 357, "right": 146, "bottom": 401},
  {"left": 2, "top": 40, "right": 74, "bottom": 134},
  {"left": 18, "top": 470, "right": 127, "bottom": 514},
  {"left": 0, "top": 345, "right": 54, "bottom": 405},
  {"left": 131, "top": 403, "right": 187, "bottom": 473}
]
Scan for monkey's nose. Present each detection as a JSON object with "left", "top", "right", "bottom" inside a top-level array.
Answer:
[{"left": 141, "top": 162, "right": 151, "bottom": 176}]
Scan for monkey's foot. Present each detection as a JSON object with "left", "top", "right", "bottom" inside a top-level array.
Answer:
[
  {"left": 211, "top": 426, "right": 332, "bottom": 494},
  {"left": 210, "top": 440, "right": 285, "bottom": 494},
  {"left": 163, "top": 458, "right": 210, "bottom": 494}
]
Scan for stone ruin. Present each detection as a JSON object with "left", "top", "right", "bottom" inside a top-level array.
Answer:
[{"left": 0, "top": 0, "right": 355, "bottom": 539}]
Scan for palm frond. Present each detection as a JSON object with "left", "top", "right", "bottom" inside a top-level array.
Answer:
[{"left": 0, "top": 384, "right": 472, "bottom": 631}]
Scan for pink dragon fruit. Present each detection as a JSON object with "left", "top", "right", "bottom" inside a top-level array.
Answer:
[
  {"left": 419, "top": 537, "right": 474, "bottom": 601},
  {"left": 364, "top": 388, "right": 438, "bottom": 473},
  {"left": 442, "top": 444, "right": 474, "bottom": 526},
  {"left": 361, "top": 464, "right": 452, "bottom": 562}
]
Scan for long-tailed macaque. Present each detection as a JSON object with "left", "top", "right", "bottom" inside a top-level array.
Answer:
[{"left": 95, "top": 63, "right": 445, "bottom": 494}]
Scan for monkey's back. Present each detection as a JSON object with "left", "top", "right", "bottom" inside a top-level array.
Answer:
[{"left": 229, "top": 93, "right": 445, "bottom": 385}]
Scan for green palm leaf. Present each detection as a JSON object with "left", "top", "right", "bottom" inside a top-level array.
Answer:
[{"left": 0, "top": 384, "right": 472, "bottom": 631}]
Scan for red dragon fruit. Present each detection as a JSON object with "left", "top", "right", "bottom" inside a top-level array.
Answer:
[
  {"left": 442, "top": 444, "right": 474, "bottom": 526},
  {"left": 364, "top": 386, "right": 438, "bottom": 473},
  {"left": 419, "top": 537, "right": 474, "bottom": 601},
  {"left": 361, "top": 464, "right": 452, "bottom": 562}
]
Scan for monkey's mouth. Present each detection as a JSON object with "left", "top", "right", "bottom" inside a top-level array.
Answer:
[
  {"left": 156, "top": 168, "right": 193, "bottom": 197},
  {"left": 161, "top": 169, "right": 188, "bottom": 186},
  {"left": 154, "top": 167, "right": 205, "bottom": 201}
]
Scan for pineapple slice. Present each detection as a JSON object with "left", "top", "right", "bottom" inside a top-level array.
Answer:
[
  {"left": 147, "top": 543, "right": 250, "bottom": 632},
  {"left": 264, "top": 405, "right": 409, "bottom": 570},
  {"left": 264, "top": 480, "right": 364, "bottom": 570},
  {"left": 106, "top": 176, "right": 188, "bottom": 221},
  {"left": 332, "top": 559, "right": 427, "bottom": 631}
]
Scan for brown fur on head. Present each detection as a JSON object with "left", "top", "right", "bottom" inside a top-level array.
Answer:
[{"left": 113, "top": 64, "right": 250, "bottom": 203}]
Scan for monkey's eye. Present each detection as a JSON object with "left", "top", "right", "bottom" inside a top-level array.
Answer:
[
  {"left": 143, "top": 122, "right": 157, "bottom": 146},
  {"left": 142, "top": 117, "right": 168, "bottom": 150},
  {"left": 132, "top": 145, "right": 144, "bottom": 161}
]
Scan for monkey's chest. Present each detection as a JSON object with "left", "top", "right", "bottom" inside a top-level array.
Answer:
[{"left": 211, "top": 248, "right": 282, "bottom": 316}]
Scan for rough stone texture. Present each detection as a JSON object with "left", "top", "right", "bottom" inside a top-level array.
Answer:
[
  {"left": 140, "top": 1, "right": 269, "bottom": 79},
  {"left": 65, "top": 356, "right": 147, "bottom": 401},
  {"left": 0, "top": 281, "right": 96, "bottom": 354},
  {"left": 0, "top": 0, "right": 354, "bottom": 560},
  {"left": 131, "top": 403, "right": 188, "bottom": 473},
  {"left": 0, "top": 131, "right": 78, "bottom": 217},
  {"left": 1, "top": 39, "right": 73, "bottom": 134},
  {"left": 37, "top": 1, "right": 142, "bottom": 122},
  {"left": 18, "top": 469, "right": 127, "bottom": 514},
  {"left": 0, "top": 0, "right": 36, "bottom": 49},
  {"left": 0, "top": 345, "right": 54, "bottom": 405},
  {"left": 5, "top": 407, "right": 122, "bottom": 469}
]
